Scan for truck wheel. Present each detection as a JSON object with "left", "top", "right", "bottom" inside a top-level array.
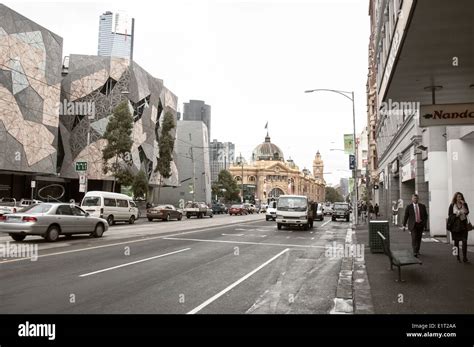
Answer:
[{"left": 277, "top": 223, "right": 282, "bottom": 230}]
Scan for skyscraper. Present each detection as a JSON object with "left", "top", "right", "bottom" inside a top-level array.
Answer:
[
  {"left": 98, "top": 11, "right": 134, "bottom": 60},
  {"left": 210, "top": 139, "right": 235, "bottom": 183},
  {"left": 183, "top": 100, "right": 211, "bottom": 140}
]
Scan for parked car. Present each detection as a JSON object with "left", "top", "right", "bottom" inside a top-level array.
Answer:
[
  {"left": 243, "top": 203, "right": 255, "bottom": 214},
  {"left": 229, "top": 204, "right": 248, "bottom": 216},
  {"left": 258, "top": 204, "right": 268, "bottom": 213},
  {"left": 212, "top": 203, "right": 228, "bottom": 214},
  {"left": 315, "top": 203, "right": 324, "bottom": 221},
  {"left": 0, "top": 203, "right": 109, "bottom": 242},
  {"left": 183, "top": 202, "right": 213, "bottom": 218},
  {"left": 0, "top": 198, "right": 17, "bottom": 216},
  {"left": 332, "top": 202, "right": 351, "bottom": 222},
  {"left": 17, "top": 199, "right": 43, "bottom": 212},
  {"left": 265, "top": 201, "right": 277, "bottom": 221},
  {"left": 147, "top": 205, "right": 182, "bottom": 221},
  {"left": 81, "top": 191, "right": 139, "bottom": 226}
]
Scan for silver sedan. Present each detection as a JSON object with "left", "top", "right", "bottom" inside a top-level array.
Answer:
[{"left": 0, "top": 203, "right": 109, "bottom": 242}]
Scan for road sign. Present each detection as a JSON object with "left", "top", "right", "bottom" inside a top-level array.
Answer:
[
  {"left": 349, "top": 155, "right": 356, "bottom": 170},
  {"left": 79, "top": 174, "right": 86, "bottom": 185},
  {"left": 344, "top": 134, "right": 354, "bottom": 155},
  {"left": 31, "top": 180, "right": 36, "bottom": 188},
  {"left": 75, "top": 161, "right": 87, "bottom": 172},
  {"left": 79, "top": 184, "right": 87, "bottom": 193}
]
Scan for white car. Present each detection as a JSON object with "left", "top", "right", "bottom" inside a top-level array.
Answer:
[
  {"left": 265, "top": 201, "right": 277, "bottom": 221},
  {"left": 81, "top": 191, "right": 139, "bottom": 226}
]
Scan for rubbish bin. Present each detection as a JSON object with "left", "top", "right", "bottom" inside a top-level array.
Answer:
[{"left": 369, "top": 220, "right": 390, "bottom": 253}]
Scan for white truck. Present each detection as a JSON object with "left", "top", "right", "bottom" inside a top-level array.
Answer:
[{"left": 276, "top": 195, "right": 315, "bottom": 231}]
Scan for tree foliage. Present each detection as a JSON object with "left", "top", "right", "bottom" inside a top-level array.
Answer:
[
  {"left": 155, "top": 112, "right": 176, "bottom": 179},
  {"left": 325, "top": 186, "right": 344, "bottom": 203},
  {"left": 102, "top": 101, "right": 134, "bottom": 190},
  {"left": 132, "top": 170, "right": 149, "bottom": 199},
  {"left": 212, "top": 170, "right": 240, "bottom": 202}
]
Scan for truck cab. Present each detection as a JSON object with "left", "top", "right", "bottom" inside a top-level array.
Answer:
[{"left": 276, "top": 195, "right": 314, "bottom": 230}]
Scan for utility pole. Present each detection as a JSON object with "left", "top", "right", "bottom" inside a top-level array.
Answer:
[
  {"left": 190, "top": 146, "right": 196, "bottom": 202},
  {"left": 239, "top": 152, "right": 244, "bottom": 203}
]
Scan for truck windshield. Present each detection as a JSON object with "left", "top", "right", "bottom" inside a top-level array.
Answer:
[
  {"left": 334, "top": 203, "right": 348, "bottom": 210},
  {"left": 82, "top": 197, "right": 100, "bottom": 206},
  {"left": 277, "top": 197, "right": 307, "bottom": 211}
]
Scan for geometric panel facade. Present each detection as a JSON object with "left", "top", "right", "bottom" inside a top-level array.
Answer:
[
  {"left": 0, "top": 4, "right": 63, "bottom": 174},
  {"left": 59, "top": 54, "right": 179, "bottom": 187}
]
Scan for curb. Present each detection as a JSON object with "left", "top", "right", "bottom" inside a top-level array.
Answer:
[{"left": 330, "top": 223, "right": 374, "bottom": 314}]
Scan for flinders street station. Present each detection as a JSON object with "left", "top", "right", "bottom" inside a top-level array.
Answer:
[{"left": 228, "top": 133, "right": 326, "bottom": 204}]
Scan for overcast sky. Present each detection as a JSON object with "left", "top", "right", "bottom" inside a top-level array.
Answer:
[{"left": 6, "top": 0, "right": 369, "bottom": 186}]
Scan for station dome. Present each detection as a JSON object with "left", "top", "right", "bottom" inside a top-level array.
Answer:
[{"left": 251, "top": 133, "right": 284, "bottom": 161}]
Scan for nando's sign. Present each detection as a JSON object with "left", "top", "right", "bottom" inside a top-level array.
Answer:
[{"left": 420, "top": 103, "right": 474, "bottom": 127}]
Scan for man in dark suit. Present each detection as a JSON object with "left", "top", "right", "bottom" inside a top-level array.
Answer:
[{"left": 403, "top": 194, "right": 428, "bottom": 257}]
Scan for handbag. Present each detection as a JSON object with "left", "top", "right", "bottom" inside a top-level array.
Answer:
[
  {"left": 447, "top": 214, "right": 456, "bottom": 231},
  {"left": 467, "top": 218, "right": 473, "bottom": 232}
]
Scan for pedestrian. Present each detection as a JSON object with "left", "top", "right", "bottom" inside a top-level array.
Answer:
[
  {"left": 448, "top": 192, "right": 471, "bottom": 263},
  {"left": 368, "top": 202, "right": 374, "bottom": 220},
  {"left": 392, "top": 201, "right": 399, "bottom": 226},
  {"left": 362, "top": 203, "right": 368, "bottom": 223},
  {"left": 402, "top": 194, "right": 428, "bottom": 257},
  {"left": 374, "top": 203, "right": 379, "bottom": 219}
]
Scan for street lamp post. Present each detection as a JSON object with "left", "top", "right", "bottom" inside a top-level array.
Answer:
[
  {"left": 305, "top": 89, "right": 359, "bottom": 225},
  {"left": 238, "top": 153, "right": 244, "bottom": 203}
]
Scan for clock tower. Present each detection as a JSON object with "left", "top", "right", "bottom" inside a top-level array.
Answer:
[{"left": 313, "top": 151, "right": 324, "bottom": 180}]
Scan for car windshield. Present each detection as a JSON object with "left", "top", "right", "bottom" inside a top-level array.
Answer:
[
  {"left": 334, "top": 203, "right": 348, "bottom": 210},
  {"left": 277, "top": 197, "right": 307, "bottom": 211},
  {"left": 21, "top": 204, "right": 52, "bottom": 214},
  {"left": 82, "top": 197, "right": 100, "bottom": 206},
  {"left": 155, "top": 205, "right": 167, "bottom": 209}
]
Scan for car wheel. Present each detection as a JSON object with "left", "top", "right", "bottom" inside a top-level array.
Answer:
[
  {"left": 210, "top": 214, "right": 213, "bottom": 218},
  {"left": 45, "top": 225, "right": 60, "bottom": 242},
  {"left": 92, "top": 223, "right": 104, "bottom": 238},
  {"left": 266, "top": 216, "right": 269, "bottom": 221},
  {"left": 9, "top": 233, "right": 26, "bottom": 242},
  {"left": 166, "top": 214, "right": 170, "bottom": 222},
  {"left": 178, "top": 214, "right": 182, "bottom": 221},
  {"left": 147, "top": 217, "right": 153, "bottom": 222},
  {"left": 129, "top": 215, "right": 136, "bottom": 224},
  {"left": 277, "top": 223, "right": 282, "bottom": 230},
  {"left": 186, "top": 214, "right": 191, "bottom": 219},
  {"left": 107, "top": 215, "right": 114, "bottom": 226}
]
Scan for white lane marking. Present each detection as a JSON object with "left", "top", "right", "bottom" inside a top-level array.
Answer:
[
  {"left": 320, "top": 220, "right": 331, "bottom": 228},
  {"left": 187, "top": 248, "right": 290, "bottom": 314},
  {"left": 79, "top": 248, "right": 190, "bottom": 277},
  {"left": 222, "top": 233, "right": 244, "bottom": 236},
  {"left": 0, "top": 220, "right": 263, "bottom": 264},
  {"left": 235, "top": 228, "right": 249, "bottom": 231},
  {"left": 163, "top": 237, "right": 325, "bottom": 249}
]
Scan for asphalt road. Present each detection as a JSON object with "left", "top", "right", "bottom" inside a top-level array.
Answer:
[{"left": 0, "top": 214, "right": 351, "bottom": 314}]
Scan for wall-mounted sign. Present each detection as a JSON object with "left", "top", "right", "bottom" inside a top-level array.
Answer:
[
  {"left": 420, "top": 103, "right": 474, "bottom": 127},
  {"left": 401, "top": 162, "right": 416, "bottom": 182},
  {"left": 349, "top": 154, "right": 356, "bottom": 170}
]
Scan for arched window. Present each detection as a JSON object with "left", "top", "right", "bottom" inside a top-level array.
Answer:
[{"left": 234, "top": 176, "right": 242, "bottom": 182}]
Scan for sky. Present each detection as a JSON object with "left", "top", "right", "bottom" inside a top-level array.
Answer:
[{"left": 6, "top": 0, "right": 370, "bottom": 186}]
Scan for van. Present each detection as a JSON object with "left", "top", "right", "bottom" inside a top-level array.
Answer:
[{"left": 81, "top": 191, "right": 139, "bottom": 226}]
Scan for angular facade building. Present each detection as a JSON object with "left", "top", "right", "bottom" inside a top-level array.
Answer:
[
  {"left": 60, "top": 54, "right": 179, "bottom": 201},
  {"left": 0, "top": 4, "right": 63, "bottom": 198}
]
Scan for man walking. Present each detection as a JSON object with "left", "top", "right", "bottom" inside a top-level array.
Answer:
[{"left": 403, "top": 194, "right": 428, "bottom": 257}]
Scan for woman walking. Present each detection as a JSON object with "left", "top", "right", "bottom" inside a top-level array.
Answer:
[{"left": 448, "top": 192, "right": 470, "bottom": 263}]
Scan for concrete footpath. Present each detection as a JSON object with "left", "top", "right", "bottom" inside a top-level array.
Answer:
[{"left": 354, "top": 220, "right": 474, "bottom": 314}]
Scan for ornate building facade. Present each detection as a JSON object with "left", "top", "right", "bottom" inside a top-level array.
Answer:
[{"left": 228, "top": 134, "right": 326, "bottom": 203}]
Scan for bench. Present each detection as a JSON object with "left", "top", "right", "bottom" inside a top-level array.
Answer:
[{"left": 377, "top": 231, "right": 422, "bottom": 282}]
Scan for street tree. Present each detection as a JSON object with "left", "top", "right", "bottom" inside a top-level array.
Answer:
[
  {"left": 325, "top": 186, "right": 344, "bottom": 203},
  {"left": 132, "top": 170, "right": 149, "bottom": 199},
  {"left": 155, "top": 111, "right": 176, "bottom": 202},
  {"left": 102, "top": 101, "right": 134, "bottom": 191},
  {"left": 213, "top": 170, "right": 240, "bottom": 202}
]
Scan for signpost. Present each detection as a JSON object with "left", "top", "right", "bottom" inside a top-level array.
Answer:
[
  {"left": 349, "top": 154, "right": 356, "bottom": 170},
  {"left": 75, "top": 161, "right": 88, "bottom": 172}
]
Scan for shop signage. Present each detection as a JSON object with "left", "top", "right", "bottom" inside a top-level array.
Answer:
[
  {"left": 420, "top": 103, "right": 474, "bottom": 127},
  {"left": 401, "top": 162, "right": 416, "bottom": 182}
]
